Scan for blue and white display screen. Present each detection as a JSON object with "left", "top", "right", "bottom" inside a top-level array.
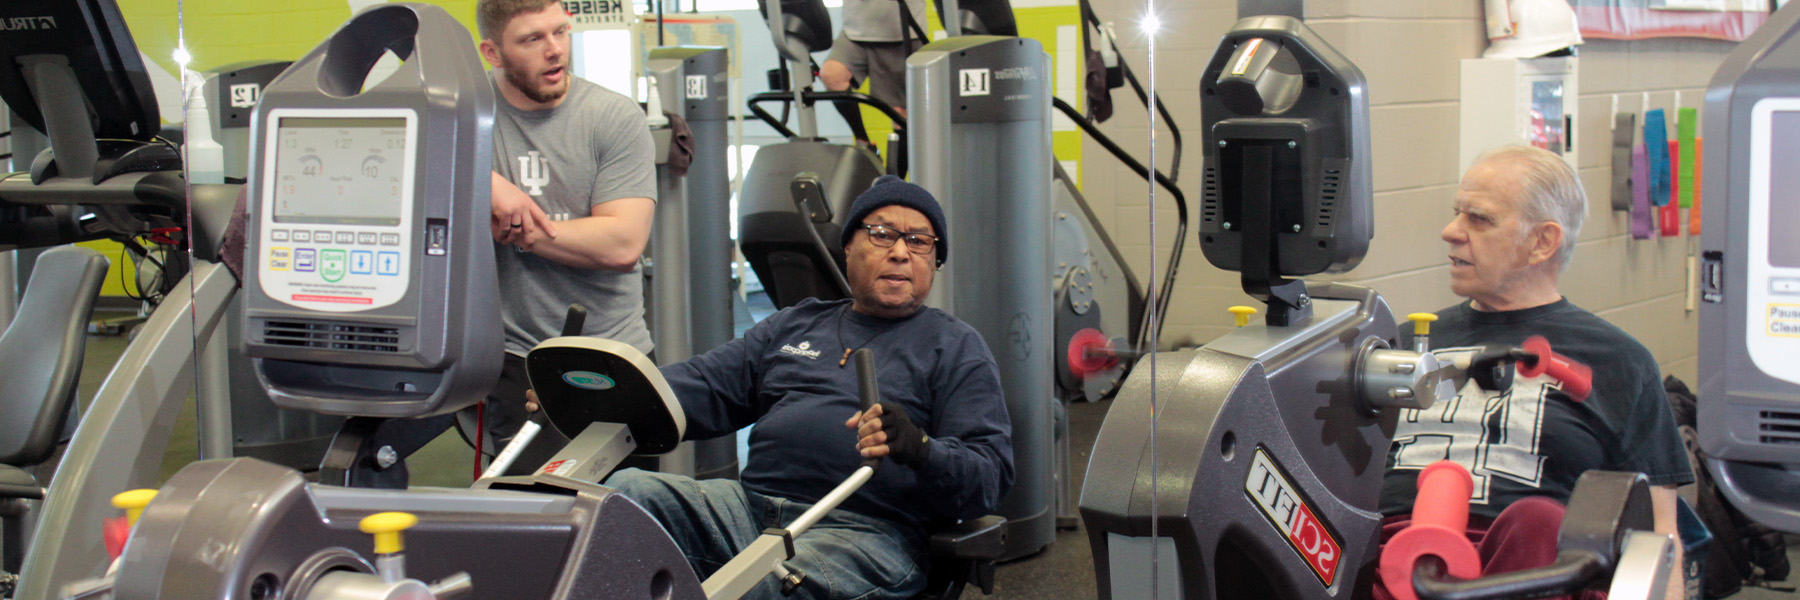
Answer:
[
  {"left": 1769, "top": 111, "right": 1800, "bottom": 268},
  {"left": 271, "top": 117, "right": 408, "bottom": 226}
]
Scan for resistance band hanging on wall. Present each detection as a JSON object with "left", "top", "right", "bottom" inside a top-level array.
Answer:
[
  {"left": 1612, "top": 112, "right": 1636, "bottom": 211},
  {"left": 1679, "top": 107, "right": 1702, "bottom": 235},
  {"left": 1664, "top": 139, "right": 1681, "bottom": 237},
  {"left": 1631, "top": 129, "right": 1653, "bottom": 240}
]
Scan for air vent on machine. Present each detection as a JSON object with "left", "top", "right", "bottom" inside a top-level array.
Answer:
[
  {"left": 1202, "top": 166, "right": 1220, "bottom": 225},
  {"left": 263, "top": 320, "right": 402, "bottom": 353},
  {"left": 1759, "top": 410, "right": 1800, "bottom": 445},
  {"left": 1317, "top": 167, "right": 1342, "bottom": 229}
]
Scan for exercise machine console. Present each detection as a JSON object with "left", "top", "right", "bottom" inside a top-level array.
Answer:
[{"left": 1698, "top": 0, "right": 1800, "bottom": 534}]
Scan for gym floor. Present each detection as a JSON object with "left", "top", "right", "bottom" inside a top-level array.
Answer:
[{"left": 58, "top": 309, "right": 1800, "bottom": 599}]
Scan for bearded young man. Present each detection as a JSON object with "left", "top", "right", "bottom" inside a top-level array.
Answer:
[{"left": 448, "top": 0, "right": 660, "bottom": 473}]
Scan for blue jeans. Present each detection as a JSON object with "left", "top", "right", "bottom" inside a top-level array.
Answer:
[{"left": 605, "top": 468, "right": 927, "bottom": 600}]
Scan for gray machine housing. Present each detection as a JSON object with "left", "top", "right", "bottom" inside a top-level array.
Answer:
[
  {"left": 642, "top": 45, "right": 740, "bottom": 480},
  {"left": 1698, "top": 2, "right": 1800, "bottom": 532},
  {"left": 240, "top": 4, "right": 501, "bottom": 417},
  {"left": 1081, "top": 15, "right": 1395, "bottom": 599},
  {"left": 908, "top": 35, "right": 1055, "bottom": 560},
  {"left": 1080, "top": 286, "right": 1398, "bottom": 599},
  {"left": 1198, "top": 16, "right": 1373, "bottom": 277},
  {"left": 113, "top": 457, "right": 703, "bottom": 599}
]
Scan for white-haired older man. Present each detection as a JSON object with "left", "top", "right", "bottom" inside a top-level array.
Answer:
[{"left": 1374, "top": 146, "right": 1694, "bottom": 599}]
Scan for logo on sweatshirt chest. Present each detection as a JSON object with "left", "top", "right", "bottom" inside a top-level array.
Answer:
[{"left": 780, "top": 340, "right": 822, "bottom": 359}]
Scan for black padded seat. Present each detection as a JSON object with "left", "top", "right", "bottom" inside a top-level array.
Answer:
[{"left": 0, "top": 245, "right": 109, "bottom": 467}]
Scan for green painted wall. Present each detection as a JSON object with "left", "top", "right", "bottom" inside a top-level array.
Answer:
[
  {"left": 854, "top": 4, "right": 1083, "bottom": 165},
  {"left": 120, "top": 0, "right": 481, "bottom": 75}
]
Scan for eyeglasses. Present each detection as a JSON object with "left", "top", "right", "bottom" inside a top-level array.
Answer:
[{"left": 859, "top": 223, "right": 938, "bottom": 256}]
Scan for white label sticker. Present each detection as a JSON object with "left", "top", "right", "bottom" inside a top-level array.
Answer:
[
  {"left": 230, "top": 83, "right": 260, "bottom": 108},
  {"left": 686, "top": 75, "right": 707, "bottom": 99},
  {"left": 1769, "top": 304, "right": 1800, "bottom": 337},
  {"left": 959, "top": 68, "right": 991, "bottom": 97},
  {"left": 1245, "top": 448, "right": 1342, "bottom": 585},
  {"left": 1232, "top": 38, "right": 1264, "bottom": 76},
  {"left": 538, "top": 458, "right": 580, "bottom": 477}
]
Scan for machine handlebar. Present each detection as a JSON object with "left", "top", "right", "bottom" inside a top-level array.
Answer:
[
  {"left": 746, "top": 90, "right": 908, "bottom": 138},
  {"left": 1067, "top": 328, "right": 1144, "bottom": 379},
  {"left": 559, "top": 304, "right": 587, "bottom": 337},
  {"left": 854, "top": 349, "right": 882, "bottom": 470},
  {"left": 1515, "top": 335, "right": 1592, "bottom": 402},
  {"left": 1412, "top": 550, "right": 1606, "bottom": 600},
  {"left": 1385, "top": 461, "right": 1624, "bottom": 600},
  {"left": 1379, "top": 461, "right": 1483, "bottom": 600}
]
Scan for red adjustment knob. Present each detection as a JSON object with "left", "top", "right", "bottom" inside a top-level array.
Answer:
[
  {"left": 1380, "top": 461, "right": 1482, "bottom": 600},
  {"left": 1067, "top": 328, "right": 1118, "bottom": 379},
  {"left": 1515, "top": 336, "right": 1592, "bottom": 402},
  {"left": 102, "top": 515, "right": 131, "bottom": 560}
]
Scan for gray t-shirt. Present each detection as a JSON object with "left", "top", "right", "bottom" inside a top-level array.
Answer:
[
  {"left": 491, "top": 74, "right": 657, "bottom": 356},
  {"left": 841, "top": 0, "right": 927, "bottom": 43}
]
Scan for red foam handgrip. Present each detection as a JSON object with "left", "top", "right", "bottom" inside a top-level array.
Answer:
[
  {"left": 1515, "top": 336, "right": 1592, "bottom": 402},
  {"left": 102, "top": 515, "right": 130, "bottom": 560},
  {"left": 1067, "top": 328, "right": 1116, "bottom": 378},
  {"left": 1379, "top": 461, "right": 1482, "bottom": 600},
  {"left": 1410, "top": 461, "right": 1475, "bottom": 532}
]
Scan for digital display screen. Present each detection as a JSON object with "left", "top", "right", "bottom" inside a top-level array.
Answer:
[
  {"left": 1770, "top": 111, "right": 1800, "bottom": 268},
  {"left": 272, "top": 117, "right": 407, "bottom": 226}
]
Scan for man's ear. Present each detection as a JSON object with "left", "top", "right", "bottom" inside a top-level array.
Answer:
[
  {"left": 1528, "top": 221, "right": 1564, "bottom": 266},
  {"left": 478, "top": 39, "right": 502, "bottom": 69}
]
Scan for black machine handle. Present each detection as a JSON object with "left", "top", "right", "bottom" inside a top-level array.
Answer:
[
  {"left": 790, "top": 173, "right": 854, "bottom": 299},
  {"left": 748, "top": 90, "right": 909, "bottom": 137},
  {"left": 1414, "top": 550, "right": 1606, "bottom": 600},
  {"left": 853, "top": 348, "right": 882, "bottom": 470},
  {"left": 749, "top": 92, "right": 911, "bottom": 176},
  {"left": 560, "top": 304, "right": 587, "bottom": 337},
  {"left": 748, "top": 90, "right": 907, "bottom": 128}
]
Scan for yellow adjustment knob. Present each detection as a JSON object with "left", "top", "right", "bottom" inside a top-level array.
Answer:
[
  {"left": 359, "top": 512, "right": 419, "bottom": 555},
  {"left": 111, "top": 489, "right": 157, "bottom": 527},
  {"left": 1407, "top": 313, "right": 1438, "bottom": 336},
  {"left": 1229, "top": 306, "right": 1258, "bottom": 327}
]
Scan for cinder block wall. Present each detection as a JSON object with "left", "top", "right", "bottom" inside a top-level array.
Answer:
[{"left": 1080, "top": 0, "right": 1731, "bottom": 383}]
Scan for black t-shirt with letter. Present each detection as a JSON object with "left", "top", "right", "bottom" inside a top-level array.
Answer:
[{"left": 1380, "top": 299, "right": 1695, "bottom": 521}]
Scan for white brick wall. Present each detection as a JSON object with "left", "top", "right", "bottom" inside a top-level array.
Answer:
[{"left": 1076, "top": 0, "right": 1734, "bottom": 383}]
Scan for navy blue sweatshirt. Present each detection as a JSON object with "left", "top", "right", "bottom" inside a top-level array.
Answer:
[{"left": 659, "top": 298, "right": 1014, "bottom": 535}]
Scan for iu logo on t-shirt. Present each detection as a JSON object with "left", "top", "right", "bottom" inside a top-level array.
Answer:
[
  {"left": 1389, "top": 345, "right": 1555, "bottom": 504},
  {"left": 516, "top": 150, "right": 550, "bottom": 196}
]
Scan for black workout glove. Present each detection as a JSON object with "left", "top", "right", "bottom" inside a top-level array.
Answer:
[{"left": 876, "top": 401, "right": 932, "bottom": 469}]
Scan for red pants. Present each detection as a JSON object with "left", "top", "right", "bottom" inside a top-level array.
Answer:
[{"left": 1369, "top": 496, "right": 1607, "bottom": 600}]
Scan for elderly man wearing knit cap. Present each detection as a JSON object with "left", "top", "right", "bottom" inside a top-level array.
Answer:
[{"left": 601, "top": 175, "right": 1013, "bottom": 600}]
